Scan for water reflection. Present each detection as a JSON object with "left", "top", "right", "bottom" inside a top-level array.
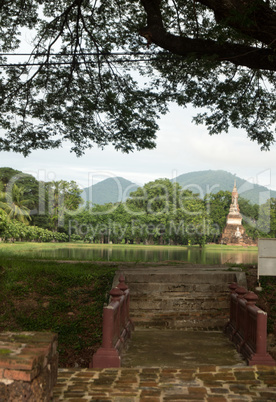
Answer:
[{"left": 35, "top": 246, "right": 258, "bottom": 265}]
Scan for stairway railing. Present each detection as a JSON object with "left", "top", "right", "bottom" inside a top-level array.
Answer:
[
  {"left": 225, "top": 283, "right": 275, "bottom": 366},
  {"left": 91, "top": 275, "right": 134, "bottom": 368}
]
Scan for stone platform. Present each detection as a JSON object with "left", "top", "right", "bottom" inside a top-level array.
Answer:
[
  {"left": 53, "top": 328, "right": 276, "bottom": 401},
  {"left": 53, "top": 365, "right": 276, "bottom": 401},
  {"left": 121, "top": 330, "right": 246, "bottom": 368}
]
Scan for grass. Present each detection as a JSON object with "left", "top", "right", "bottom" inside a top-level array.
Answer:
[{"left": 0, "top": 254, "right": 117, "bottom": 367}]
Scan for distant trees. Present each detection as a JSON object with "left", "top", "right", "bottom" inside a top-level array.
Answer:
[
  {"left": 46, "top": 180, "right": 83, "bottom": 231},
  {"left": 68, "top": 179, "right": 210, "bottom": 245},
  {"left": 69, "top": 182, "right": 269, "bottom": 246},
  {"left": 69, "top": 180, "right": 255, "bottom": 246},
  {"left": 0, "top": 168, "right": 274, "bottom": 245},
  {"left": 0, "top": 168, "right": 82, "bottom": 242},
  {"left": 205, "top": 191, "right": 232, "bottom": 235},
  {"left": 257, "top": 198, "right": 276, "bottom": 238},
  {"left": 0, "top": 209, "right": 8, "bottom": 235}
]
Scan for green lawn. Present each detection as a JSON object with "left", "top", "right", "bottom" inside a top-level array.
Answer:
[{"left": 0, "top": 251, "right": 117, "bottom": 367}]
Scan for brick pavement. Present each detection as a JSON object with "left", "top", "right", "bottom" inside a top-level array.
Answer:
[{"left": 53, "top": 365, "right": 276, "bottom": 401}]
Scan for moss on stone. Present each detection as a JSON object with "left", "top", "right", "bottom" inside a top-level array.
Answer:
[{"left": 0, "top": 348, "right": 11, "bottom": 354}]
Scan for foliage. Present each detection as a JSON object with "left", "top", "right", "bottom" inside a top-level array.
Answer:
[
  {"left": 1, "top": 168, "right": 276, "bottom": 245},
  {"left": 0, "top": 167, "right": 40, "bottom": 212},
  {"left": 68, "top": 183, "right": 269, "bottom": 245},
  {"left": 0, "top": 1, "right": 276, "bottom": 155},
  {"left": 70, "top": 179, "right": 212, "bottom": 245},
  {"left": 0, "top": 209, "right": 8, "bottom": 234},
  {"left": 0, "top": 168, "right": 83, "bottom": 241},
  {"left": 205, "top": 191, "right": 232, "bottom": 234},
  {"left": 257, "top": 198, "right": 276, "bottom": 237},
  {"left": 46, "top": 180, "right": 84, "bottom": 231},
  {"left": 5, "top": 183, "right": 31, "bottom": 224},
  {"left": 0, "top": 220, "right": 68, "bottom": 242}
]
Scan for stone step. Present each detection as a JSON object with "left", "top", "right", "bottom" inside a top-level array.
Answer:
[
  {"left": 127, "top": 312, "right": 229, "bottom": 329},
  {"left": 129, "top": 297, "right": 229, "bottom": 311},
  {"left": 113, "top": 265, "right": 247, "bottom": 329},
  {"left": 119, "top": 272, "right": 239, "bottom": 284}
]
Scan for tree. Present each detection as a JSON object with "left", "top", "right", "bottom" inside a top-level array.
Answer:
[
  {"left": 128, "top": 179, "right": 208, "bottom": 245},
  {"left": 0, "top": 167, "right": 40, "bottom": 215},
  {"left": 0, "top": 182, "right": 6, "bottom": 212},
  {"left": 0, "top": 1, "right": 276, "bottom": 155},
  {"left": 269, "top": 198, "right": 276, "bottom": 237},
  {"left": 46, "top": 180, "right": 83, "bottom": 231},
  {"left": 5, "top": 183, "right": 31, "bottom": 224},
  {"left": 205, "top": 191, "right": 232, "bottom": 238},
  {"left": 257, "top": 197, "right": 276, "bottom": 237},
  {"left": 0, "top": 209, "right": 8, "bottom": 236},
  {"left": 238, "top": 197, "right": 260, "bottom": 239}
]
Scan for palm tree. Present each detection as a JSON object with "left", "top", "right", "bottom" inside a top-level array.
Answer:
[
  {"left": 6, "top": 184, "right": 31, "bottom": 224},
  {"left": 0, "top": 182, "right": 8, "bottom": 213}
]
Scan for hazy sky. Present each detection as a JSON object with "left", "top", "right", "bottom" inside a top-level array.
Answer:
[{"left": 1, "top": 103, "right": 276, "bottom": 191}]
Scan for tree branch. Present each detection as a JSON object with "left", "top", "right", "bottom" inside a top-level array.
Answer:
[
  {"left": 140, "top": 0, "right": 276, "bottom": 71},
  {"left": 196, "top": 0, "right": 276, "bottom": 48}
]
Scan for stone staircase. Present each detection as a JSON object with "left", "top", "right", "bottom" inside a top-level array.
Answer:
[{"left": 113, "top": 265, "right": 247, "bottom": 330}]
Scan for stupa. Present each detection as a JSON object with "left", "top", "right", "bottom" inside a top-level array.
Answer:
[{"left": 220, "top": 181, "right": 256, "bottom": 245}]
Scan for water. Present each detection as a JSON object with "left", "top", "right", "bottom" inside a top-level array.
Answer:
[{"left": 29, "top": 245, "right": 258, "bottom": 265}]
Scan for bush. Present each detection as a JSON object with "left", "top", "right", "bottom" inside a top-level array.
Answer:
[{"left": 1, "top": 220, "right": 69, "bottom": 242}]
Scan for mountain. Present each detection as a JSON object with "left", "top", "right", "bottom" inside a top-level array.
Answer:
[
  {"left": 81, "top": 177, "right": 139, "bottom": 205},
  {"left": 1, "top": 167, "right": 274, "bottom": 206},
  {"left": 173, "top": 170, "right": 276, "bottom": 204},
  {"left": 81, "top": 170, "right": 275, "bottom": 205}
]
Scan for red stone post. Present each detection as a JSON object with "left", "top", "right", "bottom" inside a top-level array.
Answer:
[
  {"left": 92, "top": 275, "right": 134, "bottom": 368},
  {"left": 246, "top": 302, "right": 275, "bottom": 366}
]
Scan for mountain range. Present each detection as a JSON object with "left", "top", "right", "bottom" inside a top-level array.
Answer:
[{"left": 81, "top": 170, "right": 276, "bottom": 205}]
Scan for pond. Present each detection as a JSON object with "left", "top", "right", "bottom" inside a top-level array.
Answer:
[{"left": 28, "top": 245, "right": 258, "bottom": 265}]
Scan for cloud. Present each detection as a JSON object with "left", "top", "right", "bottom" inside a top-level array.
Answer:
[{"left": 1, "top": 104, "right": 276, "bottom": 190}]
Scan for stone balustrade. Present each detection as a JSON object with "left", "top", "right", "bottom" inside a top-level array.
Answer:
[
  {"left": 92, "top": 274, "right": 134, "bottom": 368},
  {"left": 225, "top": 283, "right": 275, "bottom": 366}
]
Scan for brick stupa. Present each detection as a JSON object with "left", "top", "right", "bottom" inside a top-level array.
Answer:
[{"left": 220, "top": 181, "right": 256, "bottom": 246}]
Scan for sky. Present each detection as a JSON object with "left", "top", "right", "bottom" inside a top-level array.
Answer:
[{"left": 0, "top": 103, "right": 275, "bottom": 193}]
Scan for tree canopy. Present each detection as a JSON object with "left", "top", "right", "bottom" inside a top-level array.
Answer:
[{"left": 1, "top": 0, "right": 276, "bottom": 155}]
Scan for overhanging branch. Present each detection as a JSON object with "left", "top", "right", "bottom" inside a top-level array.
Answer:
[{"left": 140, "top": 0, "right": 276, "bottom": 71}]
